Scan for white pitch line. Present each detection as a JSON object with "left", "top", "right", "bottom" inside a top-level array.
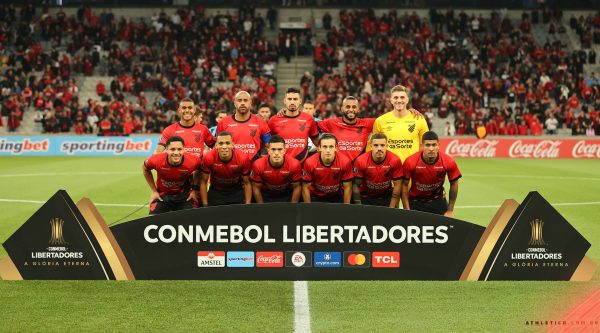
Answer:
[
  {"left": 0, "top": 171, "right": 138, "bottom": 178},
  {"left": 0, "top": 198, "right": 142, "bottom": 207},
  {"left": 294, "top": 280, "right": 311, "bottom": 333},
  {"left": 466, "top": 174, "right": 600, "bottom": 181},
  {"left": 457, "top": 201, "right": 600, "bottom": 209}
]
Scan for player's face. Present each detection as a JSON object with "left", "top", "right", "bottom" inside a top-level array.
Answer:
[
  {"left": 390, "top": 91, "right": 409, "bottom": 111},
  {"left": 215, "top": 112, "right": 227, "bottom": 123},
  {"left": 166, "top": 141, "right": 185, "bottom": 164},
  {"left": 258, "top": 107, "right": 272, "bottom": 120},
  {"left": 234, "top": 92, "right": 252, "bottom": 115},
  {"left": 216, "top": 135, "right": 234, "bottom": 158},
  {"left": 284, "top": 92, "right": 302, "bottom": 112},
  {"left": 423, "top": 140, "right": 440, "bottom": 160},
  {"left": 194, "top": 112, "right": 203, "bottom": 124},
  {"left": 268, "top": 142, "right": 286, "bottom": 164},
  {"left": 341, "top": 99, "right": 359, "bottom": 121},
  {"left": 371, "top": 138, "right": 387, "bottom": 158},
  {"left": 319, "top": 138, "right": 337, "bottom": 161},
  {"left": 178, "top": 101, "right": 195, "bottom": 122},
  {"left": 302, "top": 103, "right": 315, "bottom": 116}
]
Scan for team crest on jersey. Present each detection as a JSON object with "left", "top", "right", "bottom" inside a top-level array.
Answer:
[
  {"left": 408, "top": 124, "right": 416, "bottom": 133},
  {"left": 299, "top": 124, "right": 306, "bottom": 131},
  {"left": 250, "top": 129, "right": 258, "bottom": 137},
  {"left": 384, "top": 169, "right": 393, "bottom": 178},
  {"left": 195, "top": 134, "right": 202, "bottom": 142},
  {"left": 437, "top": 171, "right": 445, "bottom": 178},
  {"left": 333, "top": 172, "right": 341, "bottom": 180},
  {"left": 357, "top": 127, "right": 363, "bottom": 134}
]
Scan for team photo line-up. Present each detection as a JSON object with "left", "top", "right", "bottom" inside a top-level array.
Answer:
[{"left": 143, "top": 84, "right": 461, "bottom": 216}]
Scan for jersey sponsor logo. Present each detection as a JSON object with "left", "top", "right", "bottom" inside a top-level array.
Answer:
[
  {"left": 372, "top": 252, "right": 400, "bottom": 268},
  {"left": 285, "top": 251, "right": 312, "bottom": 267},
  {"left": 197, "top": 251, "right": 225, "bottom": 267},
  {"left": 256, "top": 251, "right": 284, "bottom": 267},
  {"left": 343, "top": 251, "right": 371, "bottom": 268},
  {"left": 60, "top": 139, "right": 153, "bottom": 155},
  {"left": 314, "top": 252, "right": 342, "bottom": 268},
  {"left": 226, "top": 251, "right": 255, "bottom": 267}
]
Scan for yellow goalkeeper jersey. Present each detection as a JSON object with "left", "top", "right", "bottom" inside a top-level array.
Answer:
[{"left": 372, "top": 111, "right": 429, "bottom": 163}]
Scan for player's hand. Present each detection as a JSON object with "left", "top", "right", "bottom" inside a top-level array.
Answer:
[
  {"left": 409, "top": 108, "right": 423, "bottom": 119},
  {"left": 277, "top": 108, "right": 286, "bottom": 116},
  {"left": 187, "top": 191, "right": 198, "bottom": 204},
  {"left": 444, "top": 210, "right": 454, "bottom": 218},
  {"left": 149, "top": 191, "right": 163, "bottom": 205}
]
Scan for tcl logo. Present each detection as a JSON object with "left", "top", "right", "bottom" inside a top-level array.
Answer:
[{"left": 372, "top": 252, "right": 400, "bottom": 268}]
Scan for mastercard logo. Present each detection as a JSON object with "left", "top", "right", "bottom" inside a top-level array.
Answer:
[
  {"left": 343, "top": 252, "right": 371, "bottom": 268},
  {"left": 347, "top": 254, "right": 366, "bottom": 266}
]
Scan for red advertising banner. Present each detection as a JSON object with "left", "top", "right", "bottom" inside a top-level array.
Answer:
[{"left": 440, "top": 138, "right": 600, "bottom": 159}]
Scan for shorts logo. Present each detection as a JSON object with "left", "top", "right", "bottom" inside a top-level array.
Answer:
[
  {"left": 372, "top": 252, "right": 400, "bottom": 268},
  {"left": 343, "top": 251, "right": 370, "bottom": 268},
  {"left": 314, "top": 252, "right": 342, "bottom": 268},
  {"left": 285, "top": 251, "right": 312, "bottom": 267},
  {"left": 256, "top": 251, "right": 284, "bottom": 267},
  {"left": 197, "top": 251, "right": 225, "bottom": 267},
  {"left": 226, "top": 251, "right": 255, "bottom": 267}
]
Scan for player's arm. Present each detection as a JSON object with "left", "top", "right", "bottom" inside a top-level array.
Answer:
[
  {"left": 251, "top": 181, "right": 264, "bottom": 204},
  {"left": 155, "top": 144, "right": 165, "bottom": 154},
  {"left": 302, "top": 181, "right": 311, "bottom": 203},
  {"left": 187, "top": 172, "right": 200, "bottom": 204},
  {"left": 291, "top": 181, "right": 301, "bottom": 203},
  {"left": 142, "top": 163, "right": 162, "bottom": 204},
  {"left": 199, "top": 172, "right": 210, "bottom": 207},
  {"left": 242, "top": 175, "right": 252, "bottom": 204},
  {"left": 401, "top": 179, "right": 410, "bottom": 210},
  {"left": 352, "top": 178, "right": 363, "bottom": 204},
  {"left": 389, "top": 179, "right": 402, "bottom": 208},
  {"left": 445, "top": 180, "right": 459, "bottom": 218},
  {"left": 409, "top": 108, "right": 423, "bottom": 119},
  {"left": 342, "top": 180, "right": 352, "bottom": 204}
]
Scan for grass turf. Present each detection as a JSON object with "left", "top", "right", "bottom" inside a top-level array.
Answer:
[{"left": 0, "top": 157, "right": 599, "bottom": 332}]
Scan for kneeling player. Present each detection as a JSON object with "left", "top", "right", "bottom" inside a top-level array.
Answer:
[
  {"left": 401, "top": 131, "right": 461, "bottom": 217},
  {"left": 251, "top": 135, "right": 302, "bottom": 203},
  {"left": 353, "top": 133, "right": 403, "bottom": 207},
  {"left": 143, "top": 136, "right": 201, "bottom": 215},
  {"left": 200, "top": 131, "right": 252, "bottom": 206},
  {"left": 302, "top": 133, "right": 354, "bottom": 203}
]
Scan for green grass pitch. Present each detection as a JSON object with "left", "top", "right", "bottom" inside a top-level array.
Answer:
[{"left": 0, "top": 156, "right": 598, "bottom": 332}]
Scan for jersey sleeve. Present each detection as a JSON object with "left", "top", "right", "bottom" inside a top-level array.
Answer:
[
  {"left": 364, "top": 118, "right": 376, "bottom": 132},
  {"left": 444, "top": 155, "right": 462, "bottom": 182},
  {"left": 317, "top": 119, "right": 330, "bottom": 133},
  {"left": 390, "top": 155, "right": 404, "bottom": 180},
  {"left": 200, "top": 153, "right": 212, "bottom": 173},
  {"left": 417, "top": 117, "right": 429, "bottom": 142},
  {"left": 341, "top": 157, "right": 354, "bottom": 182},
  {"left": 144, "top": 154, "right": 159, "bottom": 170},
  {"left": 302, "top": 160, "right": 313, "bottom": 182},
  {"left": 353, "top": 156, "right": 365, "bottom": 179},
  {"left": 250, "top": 160, "right": 263, "bottom": 183},
  {"left": 204, "top": 127, "right": 216, "bottom": 148},
  {"left": 158, "top": 126, "right": 172, "bottom": 146},
  {"left": 402, "top": 155, "right": 415, "bottom": 180},
  {"left": 240, "top": 152, "right": 251, "bottom": 176},
  {"left": 308, "top": 116, "right": 319, "bottom": 137},
  {"left": 372, "top": 117, "right": 383, "bottom": 134},
  {"left": 290, "top": 159, "right": 303, "bottom": 182},
  {"left": 216, "top": 120, "right": 225, "bottom": 134}
]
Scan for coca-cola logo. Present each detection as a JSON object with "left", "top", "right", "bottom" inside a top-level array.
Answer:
[
  {"left": 509, "top": 140, "right": 561, "bottom": 158},
  {"left": 445, "top": 140, "right": 498, "bottom": 158},
  {"left": 256, "top": 252, "right": 284, "bottom": 267},
  {"left": 572, "top": 141, "right": 600, "bottom": 158}
]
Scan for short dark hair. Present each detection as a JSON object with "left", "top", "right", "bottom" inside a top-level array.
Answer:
[
  {"left": 285, "top": 87, "right": 302, "bottom": 96},
  {"left": 216, "top": 131, "right": 233, "bottom": 139},
  {"left": 422, "top": 131, "right": 439, "bottom": 141},
  {"left": 179, "top": 97, "right": 194, "bottom": 105},
  {"left": 342, "top": 96, "right": 358, "bottom": 104},
  {"left": 166, "top": 135, "right": 185, "bottom": 147},
  {"left": 319, "top": 133, "right": 337, "bottom": 146},
  {"left": 195, "top": 106, "right": 203, "bottom": 117},
  {"left": 216, "top": 110, "right": 228, "bottom": 116},
  {"left": 268, "top": 135, "right": 286, "bottom": 145},
  {"left": 371, "top": 133, "right": 387, "bottom": 141}
]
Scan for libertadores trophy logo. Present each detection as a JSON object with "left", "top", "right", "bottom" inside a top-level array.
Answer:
[
  {"left": 48, "top": 218, "right": 68, "bottom": 245},
  {"left": 528, "top": 219, "right": 546, "bottom": 247}
]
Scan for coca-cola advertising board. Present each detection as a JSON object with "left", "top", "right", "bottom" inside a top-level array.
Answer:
[{"left": 441, "top": 138, "right": 600, "bottom": 159}]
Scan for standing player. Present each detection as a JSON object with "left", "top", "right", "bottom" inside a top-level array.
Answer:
[
  {"left": 372, "top": 85, "right": 429, "bottom": 162},
  {"left": 199, "top": 131, "right": 252, "bottom": 206},
  {"left": 250, "top": 135, "right": 302, "bottom": 203},
  {"left": 156, "top": 98, "right": 215, "bottom": 158},
  {"left": 143, "top": 136, "right": 201, "bottom": 215},
  {"left": 216, "top": 91, "right": 271, "bottom": 160},
  {"left": 353, "top": 133, "right": 404, "bottom": 207},
  {"left": 268, "top": 88, "right": 319, "bottom": 163},
  {"left": 302, "top": 133, "right": 354, "bottom": 203},
  {"left": 209, "top": 110, "right": 228, "bottom": 136},
  {"left": 401, "top": 131, "right": 461, "bottom": 217},
  {"left": 257, "top": 103, "right": 274, "bottom": 121},
  {"left": 317, "top": 96, "right": 375, "bottom": 162}
]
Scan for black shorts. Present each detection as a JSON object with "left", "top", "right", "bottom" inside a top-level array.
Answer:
[
  {"left": 149, "top": 193, "right": 193, "bottom": 215},
  {"left": 263, "top": 193, "right": 292, "bottom": 203},
  {"left": 311, "top": 195, "right": 343, "bottom": 203},
  {"left": 208, "top": 188, "right": 245, "bottom": 206},
  {"left": 409, "top": 196, "right": 448, "bottom": 215},
  {"left": 361, "top": 194, "right": 391, "bottom": 207}
]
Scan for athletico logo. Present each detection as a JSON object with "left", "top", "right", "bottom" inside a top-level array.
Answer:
[
  {"left": 226, "top": 251, "right": 255, "bottom": 267},
  {"left": 343, "top": 251, "right": 370, "bottom": 268},
  {"left": 197, "top": 251, "right": 225, "bottom": 267},
  {"left": 314, "top": 252, "right": 342, "bottom": 268},
  {"left": 0, "top": 138, "right": 49, "bottom": 155},
  {"left": 372, "top": 252, "right": 400, "bottom": 268},
  {"left": 285, "top": 251, "right": 312, "bottom": 267},
  {"left": 256, "top": 251, "right": 284, "bottom": 267}
]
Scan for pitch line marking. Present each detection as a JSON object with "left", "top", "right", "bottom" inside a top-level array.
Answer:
[
  {"left": 294, "top": 280, "right": 311, "bottom": 333},
  {"left": 466, "top": 174, "right": 600, "bottom": 181},
  {"left": 0, "top": 172, "right": 138, "bottom": 178}
]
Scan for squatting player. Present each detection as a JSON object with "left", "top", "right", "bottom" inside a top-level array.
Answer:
[
  {"left": 156, "top": 98, "right": 215, "bottom": 158},
  {"left": 353, "top": 133, "right": 404, "bottom": 207},
  {"left": 372, "top": 85, "right": 429, "bottom": 162},
  {"left": 302, "top": 133, "right": 354, "bottom": 203},
  {"left": 268, "top": 88, "right": 319, "bottom": 163},
  {"left": 401, "top": 131, "right": 461, "bottom": 217},
  {"left": 250, "top": 135, "right": 302, "bottom": 203},
  {"left": 143, "top": 136, "right": 201, "bottom": 215},
  {"left": 199, "top": 131, "right": 252, "bottom": 206}
]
